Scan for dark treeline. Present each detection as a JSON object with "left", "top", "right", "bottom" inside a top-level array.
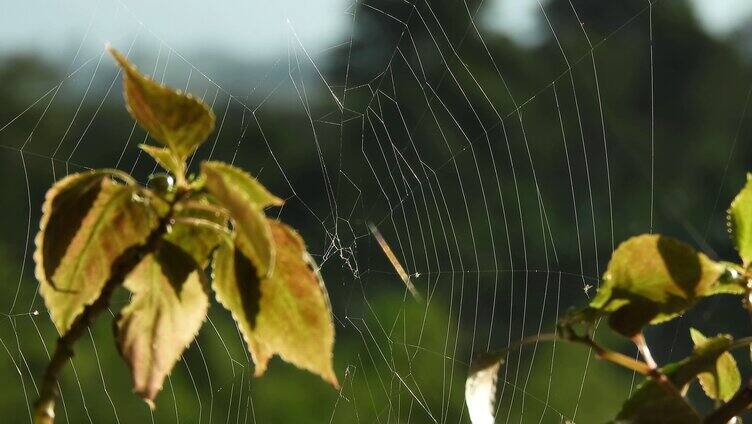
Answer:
[{"left": 1, "top": 0, "right": 751, "bottom": 422}]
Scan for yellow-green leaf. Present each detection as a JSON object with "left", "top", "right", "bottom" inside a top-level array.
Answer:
[
  {"left": 212, "top": 220, "right": 337, "bottom": 387},
  {"left": 591, "top": 234, "right": 724, "bottom": 337},
  {"left": 165, "top": 198, "right": 228, "bottom": 267},
  {"left": 729, "top": 173, "right": 752, "bottom": 266},
  {"left": 202, "top": 162, "right": 276, "bottom": 277},
  {"left": 109, "top": 46, "right": 215, "bottom": 160},
  {"left": 614, "top": 334, "right": 733, "bottom": 423},
  {"left": 116, "top": 242, "right": 209, "bottom": 406},
  {"left": 201, "top": 161, "right": 283, "bottom": 209},
  {"left": 34, "top": 172, "right": 158, "bottom": 333},
  {"left": 139, "top": 144, "right": 183, "bottom": 176},
  {"left": 689, "top": 328, "right": 740, "bottom": 402}
]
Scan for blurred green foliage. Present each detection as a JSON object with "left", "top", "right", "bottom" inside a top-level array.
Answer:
[{"left": 2, "top": 0, "right": 752, "bottom": 422}]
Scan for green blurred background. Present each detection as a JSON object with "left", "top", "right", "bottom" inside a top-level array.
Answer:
[{"left": 2, "top": 0, "right": 752, "bottom": 422}]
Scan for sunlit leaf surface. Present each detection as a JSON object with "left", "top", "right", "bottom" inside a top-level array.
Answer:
[
  {"left": 116, "top": 242, "right": 209, "bottom": 405},
  {"left": 109, "top": 47, "right": 215, "bottom": 160},
  {"left": 202, "top": 161, "right": 283, "bottom": 209},
  {"left": 34, "top": 171, "right": 158, "bottom": 333},
  {"left": 729, "top": 174, "right": 752, "bottom": 266},
  {"left": 690, "top": 328, "right": 740, "bottom": 402},
  {"left": 138, "top": 144, "right": 183, "bottom": 176},
  {"left": 591, "top": 234, "right": 724, "bottom": 336},
  {"left": 212, "top": 220, "right": 337, "bottom": 386},
  {"left": 202, "top": 161, "right": 276, "bottom": 277}
]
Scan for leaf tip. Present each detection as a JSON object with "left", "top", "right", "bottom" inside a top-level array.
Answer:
[
  {"left": 132, "top": 384, "right": 158, "bottom": 411},
  {"left": 252, "top": 358, "right": 269, "bottom": 378},
  {"left": 107, "top": 45, "right": 130, "bottom": 71},
  {"left": 689, "top": 327, "right": 703, "bottom": 344},
  {"left": 322, "top": 367, "right": 340, "bottom": 389}
]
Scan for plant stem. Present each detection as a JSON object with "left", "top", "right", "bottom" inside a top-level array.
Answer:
[
  {"left": 483, "top": 332, "right": 652, "bottom": 376},
  {"left": 631, "top": 333, "right": 657, "bottom": 369},
  {"left": 729, "top": 336, "right": 752, "bottom": 351},
  {"left": 33, "top": 195, "right": 178, "bottom": 424},
  {"left": 580, "top": 336, "right": 652, "bottom": 376},
  {"left": 475, "top": 333, "right": 559, "bottom": 369},
  {"left": 592, "top": 346, "right": 653, "bottom": 375},
  {"left": 629, "top": 332, "right": 685, "bottom": 400}
]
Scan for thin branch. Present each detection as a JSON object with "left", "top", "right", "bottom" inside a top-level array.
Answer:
[
  {"left": 591, "top": 345, "right": 652, "bottom": 375},
  {"left": 33, "top": 194, "right": 180, "bottom": 423},
  {"left": 729, "top": 336, "right": 752, "bottom": 352},
  {"left": 632, "top": 333, "right": 657, "bottom": 369},
  {"left": 629, "top": 332, "right": 685, "bottom": 400},
  {"left": 480, "top": 332, "right": 652, "bottom": 376}
]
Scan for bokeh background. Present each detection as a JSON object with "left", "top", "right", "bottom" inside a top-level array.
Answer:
[{"left": 2, "top": 0, "right": 752, "bottom": 422}]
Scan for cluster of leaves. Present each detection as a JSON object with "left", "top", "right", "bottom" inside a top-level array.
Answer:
[
  {"left": 466, "top": 176, "right": 752, "bottom": 423},
  {"left": 32, "top": 46, "right": 337, "bottom": 421}
]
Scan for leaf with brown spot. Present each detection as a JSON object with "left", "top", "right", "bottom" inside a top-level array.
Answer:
[
  {"left": 109, "top": 46, "right": 215, "bottom": 160},
  {"left": 116, "top": 241, "right": 209, "bottom": 406},
  {"left": 34, "top": 171, "right": 159, "bottom": 333},
  {"left": 212, "top": 220, "right": 337, "bottom": 387}
]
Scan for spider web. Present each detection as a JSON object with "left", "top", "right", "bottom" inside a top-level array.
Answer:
[{"left": 1, "top": 0, "right": 750, "bottom": 423}]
